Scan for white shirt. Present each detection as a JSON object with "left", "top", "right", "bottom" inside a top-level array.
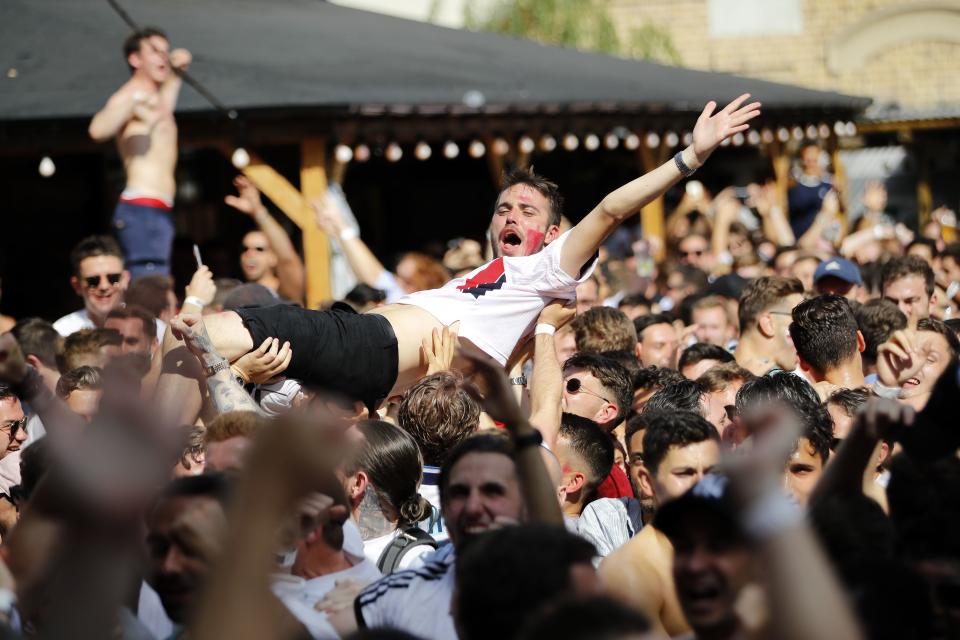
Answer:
[
  {"left": 356, "top": 544, "right": 457, "bottom": 639},
  {"left": 363, "top": 530, "right": 437, "bottom": 571},
  {"left": 53, "top": 308, "right": 167, "bottom": 342},
  {"left": 271, "top": 552, "right": 382, "bottom": 639},
  {"left": 399, "top": 231, "right": 595, "bottom": 365}
]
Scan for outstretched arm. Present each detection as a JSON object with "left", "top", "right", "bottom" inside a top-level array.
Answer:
[
  {"left": 169, "top": 315, "right": 265, "bottom": 416},
  {"left": 560, "top": 95, "right": 761, "bottom": 276},
  {"left": 312, "top": 196, "right": 393, "bottom": 290},
  {"left": 88, "top": 89, "right": 140, "bottom": 142},
  {"left": 528, "top": 301, "right": 576, "bottom": 449},
  {"left": 160, "top": 48, "right": 191, "bottom": 114},
  {"left": 226, "top": 176, "right": 306, "bottom": 303}
]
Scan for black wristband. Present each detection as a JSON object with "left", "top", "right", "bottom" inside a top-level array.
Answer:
[
  {"left": 12, "top": 366, "right": 43, "bottom": 402},
  {"left": 674, "top": 150, "right": 696, "bottom": 177},
  {"left": 512, "top": 428, "right": 543, "bottom": 452}
]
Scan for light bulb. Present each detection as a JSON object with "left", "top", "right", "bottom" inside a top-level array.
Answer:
[
  {"left": 624, "top": 133, "right": 640, "bottom": 150},
  {"left": 38, "top": 156, "right": 55, "bottom": 177},
  {"left": 539, "top": 135, "right": 556, "bottom": 152},
  {"left": 354, "top": 144, "right": 370, "bottom": 162},
  {"left": 492, "top": 138, "right": 510, "bottom": 156},
  {"left": 334, "top": 144, "right": 353, "bottom": 163},
  {"left": 414, "top": 142, "right": 432, "bottom": 161},
  {"left": 644, "top": 132, "right": 660, "bottom": 149},
  {"left": 231, "top": 148, "right": 250, "bottom": 169},
  {"left": 385, "top": 143, "right": 403, "bottom": 162},
  {"left": 518, "top": 136, "right": 535, "bottom": 154},
  {"left": 747, "top": 130, "right": 761, "bottom": 145},
  {"left": 468, "top": 140, "right": 486, "bottom": 158},
  {"left": 443, "top": 141, "right": 460, "bottom": 159},
  {"left": 584, "top": 134, "right": 600, "bottom": 151},
  {"left": 664, "top": 131, "right": 679, "bottom": 148},
  {"left": 603, "top": 133, "right": 619, "bottom": 150},
  {"left": 562, "top": 134, "right": 579, "bottom": 151}
]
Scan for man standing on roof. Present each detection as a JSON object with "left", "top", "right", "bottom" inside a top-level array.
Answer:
[{"left": 89, "top": 27, "right": 190, "bottom": 278}]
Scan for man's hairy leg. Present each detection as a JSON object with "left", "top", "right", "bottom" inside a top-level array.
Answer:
[{"left": 154, "top": 312, "right": 255, "bottom": 425}]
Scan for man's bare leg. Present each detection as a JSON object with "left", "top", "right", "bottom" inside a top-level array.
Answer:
[{"left": 154, "top": 311, "right": 255, "bottom": 425}]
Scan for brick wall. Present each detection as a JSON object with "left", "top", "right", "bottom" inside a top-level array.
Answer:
[{"left": 609, "top": 0, "right": 960, "bottom": 109}]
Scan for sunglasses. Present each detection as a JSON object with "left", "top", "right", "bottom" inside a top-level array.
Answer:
[
  {"left": 681, "top": 250, "right": 704, "bottom": 258},
  {"left": 83, "top": 273, "right": 122, "bottom": 289},
  {"left": 242, "top": 245, "right": 268, "bottom": 253},
  {"left": 565, "top": 378, "right": 611, "bottom": 404},
  {"left": 1, "top": 417, "right": 27, "bottom": 438}
]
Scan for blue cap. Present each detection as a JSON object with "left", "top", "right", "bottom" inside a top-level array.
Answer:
[{"left": 814, "top": 257, "right": 862, "bottom": 286}]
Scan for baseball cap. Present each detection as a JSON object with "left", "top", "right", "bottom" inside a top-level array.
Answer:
[
  {"left": 653, "top": 474, "right": 746, "bottom": 541},
  {"left": 814, "top": 257, "right": 862, "bottom": 286}
]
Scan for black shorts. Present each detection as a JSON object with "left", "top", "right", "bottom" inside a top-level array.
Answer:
[{"left": 234, "top": 304, "right": 398, "bottom": 411}]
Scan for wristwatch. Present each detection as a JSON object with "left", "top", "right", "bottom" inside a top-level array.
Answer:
[
  {"left": 509, "top": 375, "right": 528, "bottom": 386},
  {"left": 203, "top": 358, "right": 231, "bottom": 377}
]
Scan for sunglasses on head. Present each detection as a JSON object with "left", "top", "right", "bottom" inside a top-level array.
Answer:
[
  {"left": 83, "top": 273, "right": 122, "bottom": 289},
  {"left": 565, "top": 377, "right": 611, "bottom": 404}
]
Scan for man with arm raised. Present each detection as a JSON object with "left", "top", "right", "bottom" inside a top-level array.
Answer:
[{"left": 155, "top": 96, "right": 761, "bottom": 425}]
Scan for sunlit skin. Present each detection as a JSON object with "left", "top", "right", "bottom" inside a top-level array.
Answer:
[
  {"left": 681, "top": 359, "right": 722, "bottom": 382},
  {"left": 240, "top": 230, "right": 278, "bottom": 283},
  {"left": 638, "top": 323, "right": 679, "bottom": 369},
  {"left": 883, "top": 274, "right": 934, "bottom": 328},
  {"left": 774, "top": 250, "right": 798, "bottom": 278},
  {"left": 488, "top": 184, "right": 559, "bottom": 259},
  {"left": 133, "top": 35, "right": 174, "bottom": 85},
  {"left": 441, "top": 452, "right": 522, "bottom": 548},
  {"left": 70, "top": 255, "right": 130, "bottom": 324},
  {"left": 627, "top": 429, "right": 651, "bottom": 501},
  {"left": 791, "top": 258, "right": 818, "bottom": 293},
  {"left": 941, "top": 255, "right": 960, "bottom": 285},
  {"left": 561, "top": 369, "right": 617, "bottom": 427},
  {"left": 783, "top": 438, "right": 824, "bottom": 506},
  {"left": 0, "top": 397, "right": 28, "bottom": 458},
  {"left": 65, "top": 389, "right": 102, "bottom": 423},
  {"left": 704, "top": 382, "right": 744, "bottom": 442},
  {"left": 827, "top": 403, "right": 855, "bottom": 442},
  {"left": 650, "top": 440, "right": 720, "bottom": 503},
  {"left": 692, "top": 306, "right": 733, "bottom": 347},
  {"left": 898, "top": 331, "right": 952, "bottom": 406},
  {"left": 554, "top": 327, "right": 577, "bottom": 366},
  {"left": 575, "top": 279, "right": 601, "bottom": 315},
  {"left": 678, "top": 235, "right": 711, "bottom": 271},
  {"left": 105, "top": 316, "right": 156, "bottom": 355}
]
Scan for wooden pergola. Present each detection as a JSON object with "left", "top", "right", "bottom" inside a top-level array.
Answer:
[{"left": 2, "top": 0, "right": 870, "bottom": 308}]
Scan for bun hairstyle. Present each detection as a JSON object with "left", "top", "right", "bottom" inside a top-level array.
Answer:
[
  {"left": 399, "top": 494, "right": 431, "bottom": 525},
  {"left": 352, "top": 420, "right": 430, "bottom": 526}
]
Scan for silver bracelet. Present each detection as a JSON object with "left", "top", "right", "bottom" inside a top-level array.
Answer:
[{"left": 674, "top": 150, "right": 696, "bottom": 177}]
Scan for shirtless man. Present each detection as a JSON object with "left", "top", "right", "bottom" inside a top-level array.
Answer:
[
  {"left": 89, "top": 28, "right": 190, "bottom": 278},
  {"left": 157, "top": 96, "right": 761, "bottom": 423},
  {"left": 599, "top": 411, "right": 720, "bottom": 637}
]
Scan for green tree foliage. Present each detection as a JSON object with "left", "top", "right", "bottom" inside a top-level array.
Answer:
[{"left": 463, "top": 0, "right": 681, "bottom": 64}]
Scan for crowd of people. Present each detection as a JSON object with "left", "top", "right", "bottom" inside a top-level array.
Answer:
[{"left": 0, "top": 26, "right": 958, "bottom": 640}]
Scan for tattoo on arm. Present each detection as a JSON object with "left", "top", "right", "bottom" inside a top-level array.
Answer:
[
  {"left": 354, "top": 489, "right": 397, "bottom": 540},
  {"left": 207, "top": 371, "right": 263, "bottom": 416}
]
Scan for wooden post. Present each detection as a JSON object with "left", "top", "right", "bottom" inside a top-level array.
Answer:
[
  {"left": 916, "top": 144, "right": 933, "bottom": 229},
  {"left": 300, "top": 139, "right": 332, "bottom": 307},
  {"left": 829, "top": 142, "right": 849, "bottom": 235},
  {"left": 239, "top": 152, "right": 310, "bottom": 229},
  {"left": 638, "top": 142, "right": 669, "bottom": 262},
  {"left": 768, "top": 141, "right": 791, "bottom": 212}
]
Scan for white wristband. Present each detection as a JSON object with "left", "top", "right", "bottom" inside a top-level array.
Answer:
[
  {"left": 184, "top": 296, "right": 206, "bottom": 308},
  {"left": 535, "top": 323, "right": 556, "bottom": 336},
  {"left": 339, "top": 227, "right": 359, "bottom": 241}
]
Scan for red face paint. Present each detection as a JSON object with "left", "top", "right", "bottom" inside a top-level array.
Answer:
[
  {"left": 523, "top": 228, "right": 545, "bottom": 256},
  {"left": 561, "top": 463, "right": 573, "bottom": 475}
]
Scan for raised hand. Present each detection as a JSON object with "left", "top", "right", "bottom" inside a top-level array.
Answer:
[
  {"left": 169, "top": 48, "right": 192, "bottom": 72},
  {"left": 233, "top": 337, "right": 292, "bottom": 384},
  {"left": 224, "top": 176, "right": 266, "bottom": 217},
  {"left": 311, "top": 196, "right": 347, "bottom": 236},
  {"left": 692, "top": 94, "right": 762, "bottom": 165},
  {"left": 170, "top": 314, "right": 221, "bottom": 367},
  {"left": 185, "top": 265, "right": 217, "bottom": 306},
  {"left": 459, "top": 349, "right": 527, "bottom": 430},
  {"left": 877, "top": 329, "right": 937, "bottom": 387},
  {"left": 422, "top": 324, "right": 460, "bottom": 376},
  {"left": 537, "top": 299, "right": 576, "bottom": 330}
]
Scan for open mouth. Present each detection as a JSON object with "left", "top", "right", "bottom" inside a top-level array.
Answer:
[
  {"left": 499, "top": 229, "right": 522, "bottom": 250},
  {"left": 682, "top": 583, "right": 723, "bottom": 605},
  {"left": 903, "top": 377, "right": 921, "bottom": 388}
]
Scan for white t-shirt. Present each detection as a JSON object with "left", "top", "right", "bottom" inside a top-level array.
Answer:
[
  {"left": 363, "top": 530, "right": 437, "bottom": 571},
  {"left": 53, "top": 308, "right": 167, "bottom": 342},
  {"left": 271, "top": 552, "right": 382, "bottom": 639},
  {"left": 399, "top": 231, "right": 595, "bottom": 365},
  {"left": 356, "top": 544, "right": 457, "bottom": 639}
]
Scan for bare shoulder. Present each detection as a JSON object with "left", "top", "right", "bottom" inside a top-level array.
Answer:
[{"left": 600, "top": 525, "right": 662, "bottom": 585}]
